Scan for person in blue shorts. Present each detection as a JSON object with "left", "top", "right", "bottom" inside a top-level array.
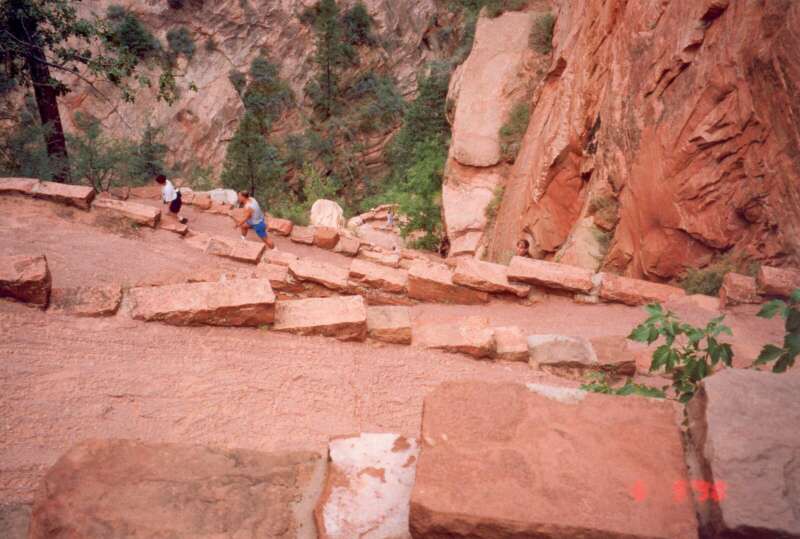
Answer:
[{"left": 233, "top": 191, "right": 274, "bottom": 249}]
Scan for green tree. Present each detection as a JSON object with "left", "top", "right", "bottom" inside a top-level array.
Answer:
[
  {"left": 127, "top": 124, "right": 169, "bottom": 182},
  {"left": 0, "top": 0, "right": 178, "bottom": 180},
  {"left": 66, "top": 111, "right": 133, "bottom": 192},
  {"left": 0, "top": 96, "right": 61, "bottom": 180},
  {"left": 305, "top": 0, "right": 353, "bottom": 118},
  {"left": 220, "top": 112, "right": 285, "bottom": 199},
  {"left": 243, "top": 55, "right": 293, "bottom": 127}
]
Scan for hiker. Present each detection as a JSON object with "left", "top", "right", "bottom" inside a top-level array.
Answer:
[
  {"left": 438, "top": 236, "right": 450, "bottom": 258},
  {"left": 387, "top": 208, "right": 394, "bottom": 228},
  {"left": 233, "top": 191, "right": 274, "bottom": 249},
  {"left": 155, "top": 174, "right": 188, "bottom": 224},
  {"left": 516, "top": 238, "right": 531, "bottom": 257}
]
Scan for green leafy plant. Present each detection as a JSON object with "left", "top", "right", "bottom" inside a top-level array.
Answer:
[
  {"left": 754, "top": 289, "right": 800, "bottom": 373},
  {"left": 530, "top": 12, "right": 556, "bottom": 54},
  {"left": 499, "top": 101, "right": 530, "bottom": 162},
  {"left": 166, "top": 26, "right": 196, "bottom": 60},
  {"left": 629, "top": 304, "right": 733, "bottom": 403},
  {"left": 581, "top": 372, "right": 666, "bottom": 399}
]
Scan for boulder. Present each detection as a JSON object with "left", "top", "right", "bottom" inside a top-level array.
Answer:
[
  {"left": 205, "top": 237, "right": 265, "bottom": 264},
  {"left": 158, "top": 219, "right": 189, "bottom": 235},
  {"left": 413, "top": 316, "right": 495, "bottom": 358},
  {"left": 589, "top": 335, "right": 637, "bottom": 376},
  {"left": 291, "top": 225, "right": 315, "bottom": 245},
  {"left": 492, "top": 325, "right": 528, "bottom": 361},
  {"left": 267, "top": 216, "right": 294, "bottom": 236},
  {"left": 207, "top": 188, "right": 238, "bottom": 206},
  {"left": 334, "top": 235, "right": 361, "bottom": 257},
  {"left": 407, "top": 260, "right": 489, "bottom": 305},
  {"left": 191, "top": 193, "right": 212, "bottom": 210},
  {"left": 687, "top": 369, "right": 800, "bottom": 538},
  {"left": 93, "top": 198, "right": 161, "bottom": 227},
  {"left": 599, "top": 273, "right": 686, "bottom": 305},
  {"left": 0, "top": 177, "right": 38, "bottom": 196},
  {"left": 366, "top": 306, "right": 412, "bottom": 345},
  {"left": 310, "top": 199, "right": 345, "bottom": 229},
  {"left": 756, "top": 265, "right": 800, "bottom": 299},
  {"left": 719, "top": 272, "right": 760, "bottom": 307},
  {"left": 507, "top": 256, "right": 595, "bottom": 293},
  {"left": 453, "top": 257, "right": 530, "bottom": 297},
  {"left": 315, "top": 433, "right": 418, "bottom": 539},
  {"left": 289, "top": 259, "right": 350, "bottom": 291},
  {"left": 32, "top": 181, "right": 95, "bottom": 210},
  {"left": 130, "top": 279, "right": 275, "bottom": 326},
  {"left": 0, "top": 254, "right": 51, "bottom": 308},
  {"left": 263, "top": 249, "right": 300, "bottom": 267},
  {"left": 28, "top": 439, "right": 324, "bottom": 539},
  {"left": 528, "top": 335, "right": 599, "bottom": 376},
  {"left": 349, "top": 259, "right": 407, "bottom": 294},
  {"left": 359, "top": 249, "right": 401, "bottom": 268},
  {"left": 273, "top": 296, "right": 367, "bottom": 342},
  {"left": 314, "top": 226, "right": 340, "bottom": 250},
  {"left": 409, "top": 381, "right": 697, "bottom": 538},
  {"left": 50, "top": 285, "right": 122, "bottom": 317}
]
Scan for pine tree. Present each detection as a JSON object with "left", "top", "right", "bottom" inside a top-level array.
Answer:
[
  {"left": 306, "top": 0, "right": 353, "bottom": 118},
  {"left": 220, "top": 113, "right": 284, "bottom": 200}
]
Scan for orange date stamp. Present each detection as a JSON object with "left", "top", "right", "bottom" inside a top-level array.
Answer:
[{"left": 630, "top": 479, "right": 726, "bottom": 503}]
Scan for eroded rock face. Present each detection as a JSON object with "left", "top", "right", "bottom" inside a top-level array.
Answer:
[
  {"left": 410, "top": 381, "right": 697, "bottom": 538},
  {"left": 28, "top": 439, "right": 325, "bottom": 539},
  {"left": 485, "top": 0, "right": 800, "bottom": 280},
  {"left": 0, "top": 254, "right": 51, "bottom": 308},
  {"left": 687, "top": 369, "right": 800, "bottom": 538}
]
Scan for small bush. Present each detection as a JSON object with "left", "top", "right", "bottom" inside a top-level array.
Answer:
[
  {"left": 484, "top": 185, "right": 504, "bottom": 222},
  {"left": 581, "top": 372, "right": 666, "bottom": 398},
  {"left": 485, "top": 0, "right": 527, "bottom": 18},
  {"left": 342, "top": 2, "right": 376, "bottom": 46},
  {"left": 529, "top": 12, "right": 555, "bottom": 54},
  {"left": 499, "top": 101, "right": 530, "bottom": 162},
  {"left": 167, "top": 26, "right": 196, "bottom": 60},
  {"left": 106, "top": 6, "right": 160, "bottom": 60},
  {"left": 228, "top": 70, "right": 246, "bottom": 95},
  {"left": 186, "top": 164, "right": 215, "bottom": 191},
  {"left": 204, "top": 37, "right": 217, "bottom": 52},
  {"left": 588, "top": 195, "right": 619, "bottom": 228}
]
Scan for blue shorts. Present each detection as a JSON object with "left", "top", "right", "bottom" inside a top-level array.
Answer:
[{"left": 249, "top": 220, "right": 268, "bottom": 239}]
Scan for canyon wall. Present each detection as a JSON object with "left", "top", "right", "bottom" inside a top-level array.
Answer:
[{"left": 446, "top": 0, "right": 800, "bottom": 279}]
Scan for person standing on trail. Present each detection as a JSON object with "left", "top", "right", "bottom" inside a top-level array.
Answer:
[
  {"left": 387, "top": 208, "right": 394, "bottom": 228},
  {"left": 233, "top": 191, "right": 274, "bottom": 249},
  {"left": 516, "top": 238, "right": 531, "bottom": 257},
  {"left": 155, "top": 174, "right": 188, "bottom": 224}
]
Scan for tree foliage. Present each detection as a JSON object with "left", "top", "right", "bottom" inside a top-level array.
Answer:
[
  {"left": 221, "top": 112, "right": 284, "bottom": 199},
  {"left": 754, "top": 289, "right": 800, "bottom": 373},
  {"left": 166, "top": 26, "right": 195, "bottom": 60}
]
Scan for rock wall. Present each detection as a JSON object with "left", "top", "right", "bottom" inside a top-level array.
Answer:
[
  {"left": 446, "top": 0, "right": 800, "bottom": 279},
  {"left": 59, "top": 0, "right": 443, "bottom": 175}
]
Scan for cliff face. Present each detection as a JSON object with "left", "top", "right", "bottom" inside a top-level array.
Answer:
[
  {"left": 447, "top": 0, "right": 800, "bottom": 279},
  {"left": 60, "top": 0, "right": 442, "bottom": 175}
]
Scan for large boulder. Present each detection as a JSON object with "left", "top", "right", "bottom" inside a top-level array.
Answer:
[
  {"left": 349, "top": 258, "right": 408, "bottom": 294},
  {"left": 413, "top": 316, "right": 495, "bottom": 358},
  {"left": 407, "top": 260, "right": 489, "bottom": 305},
  {"left": 289, "top": 259, "right": 350, "bottom": 292},
  {"left": 130, "top": 279, "right": 275, "bottom": 326},
  {"left": 366, "top": 305, "right": 412, "bottom": 345},
  {"left": 719, "top": 272, "right": 760, "bottom": 308},
  {"left": 273, "top": 295, "right": 367, "bottom": 341},
  {"left": 687, "top": 369, "right": 800, "bottom": 538},
  {"left": 32, "top": 180, "right": 95, "bottom": 210},
  {"left": 453, "top": 257, "right": 530, "bottom": 297},
  {"left": 0, "top": 254, "right": 51, "bottom": 308},
  {"left": 206, "top": 188, "right": 238, "bottom": 206},
  {"left": 756, "top": 265, "right": 800, "bottom": 299},
  {"left": 315, "top": 433, "right": 419, "bottom": 539},
  {"left": 93, "top": 198, "right": 161, "bottom": 227},
  {"left": 410, "top": 382, "right": 697, "bottom": 538},
  {"left": 310, "top": 199, "right": 345, "bottom": 229},
  {"left": 28, "top": 439, "right": 324, "bottom": 539},
  {"left": 50, "top": 285, "right": 123, "bottom": 317},
  {"left": 507, "top": 256, "right": 596, "bottom": 293},
  {"left": 599, "top": 273, "right": 686, "bottom": 306}
]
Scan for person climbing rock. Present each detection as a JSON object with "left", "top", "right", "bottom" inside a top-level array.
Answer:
[
  {"left": 233, "top": 191, "right": 274, "bottom": 249},
  {"left": 155, "top": 174, "right": 188, "bottom": 224},
  {"left": 516, "top": 238, "right": 531, "bottom": 257}
]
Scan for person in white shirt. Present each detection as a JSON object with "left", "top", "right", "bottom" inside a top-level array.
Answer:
[{"left": 155, "top": 174, "right": 187, "bottom": 224}]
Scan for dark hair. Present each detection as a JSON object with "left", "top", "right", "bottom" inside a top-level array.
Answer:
[
  {"left": 238, "top": 191, "right": 250, "bottom": 198},
  {"left": 155, "top": 174, "right": 167, "bottom": 184},
  {"left": 517, "top": 239, "right": 530, "bottom": 249}
]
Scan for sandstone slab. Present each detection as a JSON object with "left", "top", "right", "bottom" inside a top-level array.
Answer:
[
  {"left": 757, "top": 265, "right": 800, "bottom": 299},
  {"left": 410, "top": 381, "right": 697, "bottom": 538},
  {"left": 507, "top": 256, "right": 595, "bottom": 293},
  {"left": 414, "top": 316, "right": 495, "bottom": 358},
  {"left": 310, "top": 199, "right": 345, "bottom": 229},
  {"left": 291, "top": 225, "right": 315, "bottom": 245},
  {"left": 334, "top": 235, "right": 361, "bottom": 257},
  {"left": 492, "top": 325, "right": 528, "bottom": 361},
  {"left": 0, "top": 254, "right": 51, "bottom": 308},
  {"left": 263, "top": 249, "right": 299, "bottom": 267},
  {"left": 359, "top": 248, "right": 401, "bottom": 268},
  {"left": 453, "top": 257, "right": 530, "bottom": 297},
  {"left": 687, "top": 369, "right": 800, "bottom": 538},
  {"left": 32, "top": 181, "right": 95, "bottom": 210},
  {"left": 366, "top": 306, "right": 412, "bottom": 345},
  {"left": 28, "top": 439, "right": 324, "bottom": 539},
  {"left": 130, "top": 279, "right": 275, "bottom": 326},
  {"left": 206, "top": 237, "right": 265, "bottom": 264},
  {"left": 191, "top": 193, "right": 212, "bottom": 210},
  {"left": 268, "top": 216, "right": 294, "bottom": 236},
  {"left": 93, "top": 198, "right": 160, "bottom": 227},
  {"left": 314, "top": 226, "right": 340, "bottom": 249},
  {"left": 254, "top": 263, "right": 303, "bottom": 293},
  {"left": 273, "top": 296, "right": 367, "bottom": 341},
  {"left": 0, "top": 177, "right": 38, "bottom": 196},
  {"left": 349, "top": 258, "right": 407, "bottom": 294},
  {"left": 719, "top": 272, "right": 760, "bottom": 307},
  {"left": 408, "top": 260, "right": 489, "bottom": 305},
  {"left": 50, "top": 285, "right": 122, "bottom": 317},
  {"left": 206, "top": 201, "right": 233, "bottom": 215},
  {"left": 315, "top": 433, "right": 418, "bottom": 539},
  {"left": 599, "top": 273, "right": 686, "bottom": 305},
  {"left": 589, "top": 335, "right": 637, "bottom": 376},
  {"left": 158, "top": 219, "right": 189, "bottom": 235},
  {"left": 528, "top": 335, "right": 599, "bottom": 377},
  {"left": 289, "top": 259, "right": 350, "bottom": 291}
]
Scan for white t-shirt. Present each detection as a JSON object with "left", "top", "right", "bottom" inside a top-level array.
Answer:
[{"left": 162, "top": 179, "right": 177, "bottom": 203}]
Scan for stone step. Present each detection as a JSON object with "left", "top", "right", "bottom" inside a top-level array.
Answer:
[
  {"left": 366, "top": 305, "right": 412, "bottom": 344},
  {"left": 313, "top": 226, "right": 340, "bottom": 249},
  {"left": 158, "top": 219, "right": 189, "bottom": 235},
  {"left": 267, "top": 216, "right": 294, "bottom": 236},
  {"left": 290, "top": 225, "right": 315, "bottom": 245},
  {"left": 0, "top": 177, "right": 38, "bottom": 196},
  {"left": 93, "top": 198, "right": 161, "bottom": 228},
  {"left": 50, "top": 285, "right": 122, "bottom": 317},
  {"left": 492, "top": 325, "right": 528, "bottom": 361},
  {"left": 410, "top": 381, "right": 697, "bottom": 538},
  {"left": 453, "top": 257, "right": 530, "bottom": 297},
  {"left": 359, "top": 248, "right": 401, "bottom": 268},
  {"left": 719, "top": 272, "right": 760, "bottom": 308},
  {"left": 273, "top": 295, "right": 367, "bottom": 341},
  {"left": 0, "top": 254, "right": 51, "bottom": 308},
  {"left": 408, "top": 260, "right": 489, "bottom": 305},
  {"left": 205, "top": 237, "right": 265, "bottom": 264},
  {"left": 334, "top": 235, "right": 361, "bottom": 257},
  {"left": 33, "top": 180, "right": 95, "bottom": 210},
  {"left": 289, "top": 259, "right": 350, "bottom": 292},
  {"left": 599, "top": 273, "right": 685, "bottom": 305},
  {"left": 507, "top": 256, "right": 595, "bottom": 293},
  {"left": 130, "top": 279, "right": 275, "bottom": 326},
  {"left": 413, "top": 316, "right": 495, "bottom": 358},
  {"left": 349, "top": 259, "right": 408, "bottom": 294}
]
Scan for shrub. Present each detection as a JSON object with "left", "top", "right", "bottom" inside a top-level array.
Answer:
[
  {"left": 167, "top": 26, "right": 196, "bottom": 60},
  {"left": 0, "top": 97, "right": 63, "bottom": 181},
  {"left": 499, "top": 101, "right": 530, "bottom": 162},
  {"left": 530, "top": 12, "right": 555, "bottom": 54},
  {"left": 581, "top": 372, "right": 666, "bottom": 398},
  {"left": 342, "top": 2, "right": 375, "bottom": 46},
  {"left": 67, "top": 112, "right": 135, "bottom": 192},
  {"left": 106, "top": 6, "right": 160, "bottom": 60},
  {"left": 754, "top": 290, "right": 800, "bottom": 373},
  {"left": 484, "top": 0, "right": 527, "bottom": 18},
  {"left": 678, "top": 255, "right": 757, "bottom": 296},
  {"left": 186, "top": 164, "right": 215, "bottom": 191},
  {"left": 484, "top": 185, "right": 504, "bottom": 222},
  {"left": 127, "top": 124, "right": 169, "bottom": 182},
  {"left": 204, "top": 37, "right": 217, "bottom": 52},
  {"left": 220, "top": 112, "right": 285, "bottom": 200},
  {"left": 243, "top": 56, "right": 294, "bottom": 124},
  {"left": 347, "top": 73, "right": 404, "bottom": 132}
]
